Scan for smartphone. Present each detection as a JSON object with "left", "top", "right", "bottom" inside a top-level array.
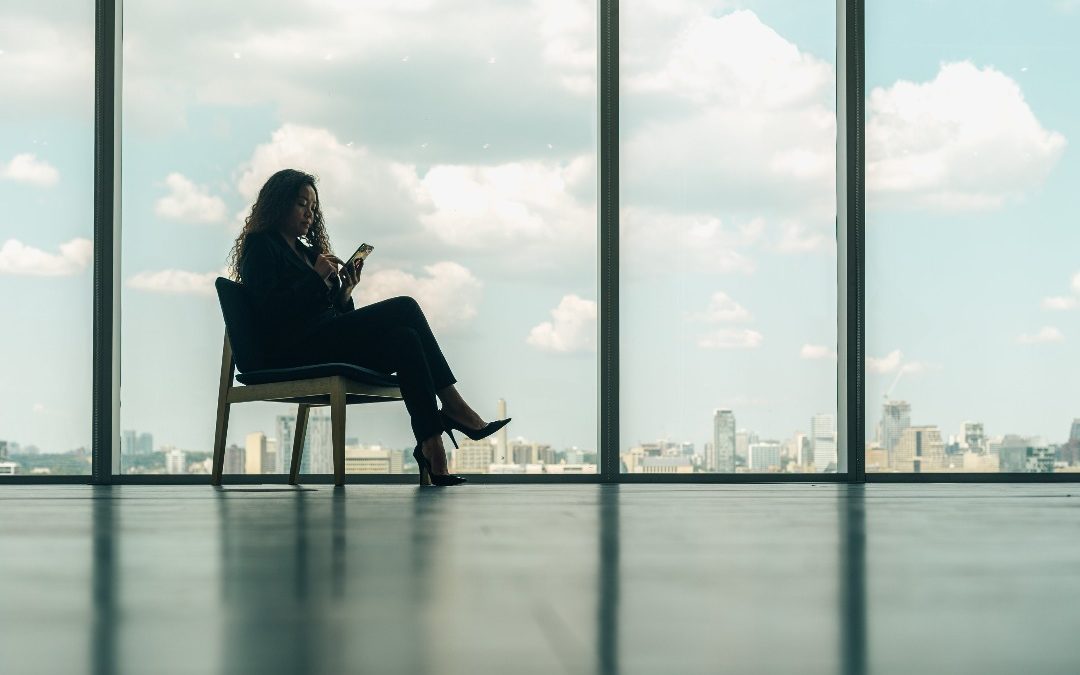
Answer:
[{"left": 346, "top": 243, "right": 374, "bottom": 267}]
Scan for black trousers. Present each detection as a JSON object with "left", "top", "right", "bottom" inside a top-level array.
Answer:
[{"left": 279, "top": 296, "right": 457, "bottom": 444}]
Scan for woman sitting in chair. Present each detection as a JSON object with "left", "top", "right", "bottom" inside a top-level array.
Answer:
[{"left": 227, "top": 168, "right": 509, "bottom": 486}]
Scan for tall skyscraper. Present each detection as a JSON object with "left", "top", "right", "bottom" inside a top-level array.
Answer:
[
  {"left": 224, "top": 444, "right": 245, "bottom": 475},
  {"left": 880, "top": 401, "right": 911, "bottom": 455},
  {"left": 276, "top": 413, "right": 333, "bottom": 475},
  {"left": 496, "top": 398, "right": 509, "bottom": 464},
  {"left": 121, "top": 429, "right": 137, "bottom": 456},
  {"left": 811, "top": 414, "right": 837, "bottom": 473},
  {"left": 793, "top": 432, "right": 810, "bottom": 467},
  {"left": 712, "top": 410, "right": 736, "bottom": 473},
  {"left": 245, "top": 432, "right": 267, "bottom": 475},
  {"left": 1070, "top": 419, "right": 1080, "bottom": 444}
]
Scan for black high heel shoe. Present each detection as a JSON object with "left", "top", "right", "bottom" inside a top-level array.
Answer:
[
  {"left": 439, "top": 411, "right": 512, "bottom": 450},
  {"left": 412, "top": 444, "right": 467, "bottom": 486}
]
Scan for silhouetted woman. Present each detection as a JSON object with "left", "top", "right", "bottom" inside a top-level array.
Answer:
[{"left": 228, "top": 168, "right": 509, "bottom": 485}]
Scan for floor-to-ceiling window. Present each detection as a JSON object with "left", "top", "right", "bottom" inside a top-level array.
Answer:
[
  {"left": 0, "top": 0, "right": 95, "bottom": 477},
  {"left": 120, "top": 0, "right": 598, "bottom": 477},
  {"left": 619, "top": 1, "right": 838, "bottom": 475},
  {"left": 866, "top": 0, "right": 1080, "bottom": 474}
]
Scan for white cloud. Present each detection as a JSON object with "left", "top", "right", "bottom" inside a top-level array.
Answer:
[
  {"left": 1017, "top": 326, "right": 1065, "bottom": 345},
  {"left": 776, "top": 221, "right": 832, "bottom": 254},
  {"left": 235, "top": 123, "right": 422, "bottom": 237},
  {"left": 1041, "top": 296, "right": 1077, "bottom": 311},
  {"left": 621, "top": 10, "right": 837, "bottom": 221},
  {"left": 404, "top": 157, "right": 595, "bottom": 254},
  {"left": 354, "top": 261, "right": 482, "bottom": 333},
  {"left": 126, "top": 269, "right": 220, "bottom": 296},
  {"left": 0, "top": 238, "right": 92, "bottom": 276},
  {"left": 155, "top": 173, "right": 227, "bottom": 223},
  {"left": 867, "top": 61, "right": 1066, "bottom": 211},
  {"left": 697, "top": 328, "right": 763, "bottom": 350},
  {"left": 32, "top": 403, "right": 45, "bottom": 414},
  {"left": 0, "top": 14, "right": 94, "bottom": 120},
  {"left": 621, "top": 208, "right": 758, "bottom": 276},
  {"left": 1072, "top": 271, "right": 1080, "bottom": 295},
  {"left": 1, "top": 153, "right": 59, "bottom": 186},
  {"left": 800, "top": 344, "right": 836, "bottom": 360},
  {"left": 526, "top": 294, "right": 597, "bottom": 354},
  {"left": 866, "top": 349, "right": 925, "bottom": 375},
  {"left": 688, "top": 291, "right": 751, "bottom": 323}
]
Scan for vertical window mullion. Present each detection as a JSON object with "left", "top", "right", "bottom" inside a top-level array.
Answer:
[{"left": 599, "top": 0, "right": 620, "bottom": 482}]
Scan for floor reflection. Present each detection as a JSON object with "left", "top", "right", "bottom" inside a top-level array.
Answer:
[
  {"left": 91, "top": 486, "right": 117, "bottom": 675},
  {"left": 841, "top": 485, "right": 867, "bottom": 675},
  {"left": 597, "top": 484, "right": 620, "bottom": 675}
]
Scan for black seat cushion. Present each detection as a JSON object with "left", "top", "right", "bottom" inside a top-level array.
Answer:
[
  {"left": 215, "top": 277, "right": 266, "bottom": 373},
  {"left": 235, "top": 362, "right": 400, "bottom": 388}
]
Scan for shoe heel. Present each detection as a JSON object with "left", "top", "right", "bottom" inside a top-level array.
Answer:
[
  {"left": 418, "top": 466, "right": 432, "bottom": 486},
  {"left": 447, "top": 428, "right": 459, "bottom": 450}
]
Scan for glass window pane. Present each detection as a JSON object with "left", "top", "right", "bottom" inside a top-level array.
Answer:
[
  {"left": 0, "top": 1, "right": 94, "bottom": 476},
  {"left": 866, "top": 1, "right": 1079, "bottom": 473},
  {"left": 121, "top": 1, "right": 597, "bottom": 476},
  {"left": 620, "top": 1, "right": 838, "bottom": 474}
]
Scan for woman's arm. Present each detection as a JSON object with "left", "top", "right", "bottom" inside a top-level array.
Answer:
[{"left": 240, "top": 232, "right": 337, "bottom": 313}]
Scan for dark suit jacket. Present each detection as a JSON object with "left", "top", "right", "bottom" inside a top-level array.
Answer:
[{"left": 238, "top": 230, "right": 355, "bottom": 359}]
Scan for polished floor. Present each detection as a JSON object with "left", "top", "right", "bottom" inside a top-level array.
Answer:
[{"left": 2, "top": 484, "right": 1080, "bottom": 674}]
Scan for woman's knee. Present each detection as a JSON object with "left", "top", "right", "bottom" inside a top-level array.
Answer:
[{"left": 389, "top": 295, "right": 422, "bottom": 315}]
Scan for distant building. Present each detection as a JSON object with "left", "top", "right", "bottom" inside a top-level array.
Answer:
[
  {"left": 510, "top": 440, "right": 554, "bottom": 466},
  {"left": 223, "top": 444, "right": 245, "bottom": 475},
  {"left": 495, "top": 399, "right": 510, "bottom": 464},
  {"left": 812, "top": 414, "right": 837, "bottom": 473},
  {"left": 960, "top": 421, "right": 985, "bottom": 453},
  {"left": 1026, "top": 446, "right": 1054, "bottom": 473},
  {"left": 137, "top": 432, "right": 154, "bottom": 455},
  {"left": 997, "top": 435, "right": 1032, "bottom": 472},
  {"left": 276, "top": 413, "right": 333, "bottom": 475},
  {"left": 455, "top": 439, "right": 495, "bottom": 473},
  {"left": 0, "top": 460, "right": 18, "bottom": 475},
  {"left": 345, "top": 446, "right": 404, "bottom": 474},
  {"left": 245, "top": 432, "right": 271, "bottom": 475},
  {"left": 880, "top": 401, "right": 911, "bottom": 455},
  {"left": 639, "top": 457, "right": 693, "bottom": 474},
  {"left": 748, "top": 441, "right": 782, "bottom": 471},
  {"left": 121, "top": 429, "right": 138, "bottom": 456},
  {"left": 866, "top": 444, "right": 889, "bottom": 472},
  {"left": 893, "top": 426, "right": 945, "bottom": 473},
  {"left": 165, "top": 447, "right": 187, "bottom": 475},
  {"left": 712, "top": 410, "right": 736, "bottom": 473}
]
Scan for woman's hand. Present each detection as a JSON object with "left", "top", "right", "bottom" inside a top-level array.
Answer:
[
  {"left": 335, "top": 258, "right": 363, "bottom": 304},
  {"left": 313, "top": 254, "right": 341, "bottom": 282}
]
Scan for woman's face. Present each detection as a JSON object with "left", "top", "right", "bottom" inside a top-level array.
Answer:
[{"left": 280, "top": 184, "right": 318, "bottom": 239}]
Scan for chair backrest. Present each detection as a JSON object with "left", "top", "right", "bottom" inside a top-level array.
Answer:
[{"left": 214, "top": 277, "right": 264, "bottom": 373}]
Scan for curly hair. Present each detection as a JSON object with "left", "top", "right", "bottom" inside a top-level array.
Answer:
[{"left": 227, "top": 168, "right": 333, "bottom": 280}]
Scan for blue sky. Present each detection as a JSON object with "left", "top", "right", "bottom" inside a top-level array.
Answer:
[{"left": 1, "top": 0, "right": 1077, "bottom": 466}]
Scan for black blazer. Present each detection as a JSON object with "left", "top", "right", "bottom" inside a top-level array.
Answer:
[{"left": 238, "top": 230, "right": 355, "bottom": 358}]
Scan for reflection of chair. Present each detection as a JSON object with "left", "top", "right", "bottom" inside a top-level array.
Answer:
[{"left": 211, "top": 277, "right": 402, "bottom": 486}]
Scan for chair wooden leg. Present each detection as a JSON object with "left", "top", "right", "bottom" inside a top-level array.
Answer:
[
  {"left": 290, "top": 404, "right": 310, "bottom": 485},
  {"left": 211, "top": 400, "right": 231, "bottom": 486},
  {"left": 212, "top": 333, "right": 235, "bottom": 487},
  {"left": 331, "top": 379, "right": 347, "bottom": 487}
]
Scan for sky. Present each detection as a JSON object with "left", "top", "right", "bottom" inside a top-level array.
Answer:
[{"left": 1, "top": 0, "right": 1077, "bottom": 465}]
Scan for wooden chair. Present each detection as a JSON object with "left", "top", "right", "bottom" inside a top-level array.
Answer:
[{"left": 211, "top": 277, "right": 402, "bottom": 486}]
